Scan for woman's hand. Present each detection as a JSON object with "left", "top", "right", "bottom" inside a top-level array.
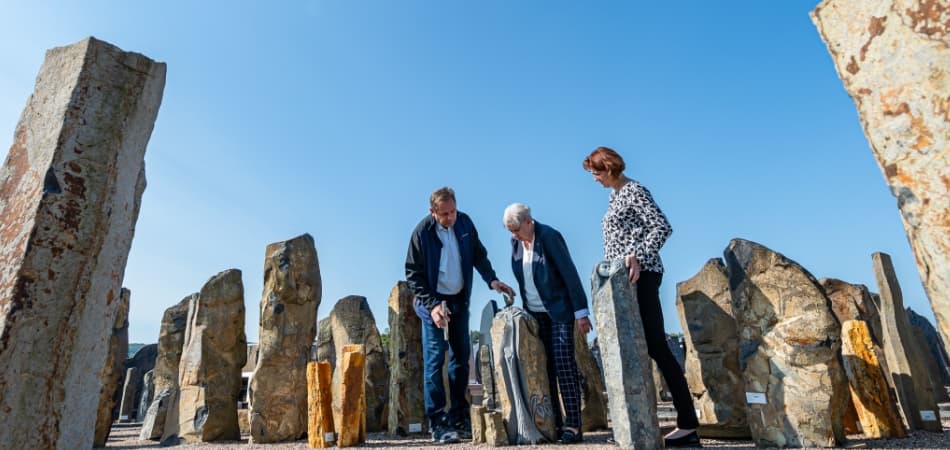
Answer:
[
  {"left": 625, "top": 253, "right": 641, "bottom": 283},
  {"left": 576, "top": 316, "right": 592, "bottom": 334}
]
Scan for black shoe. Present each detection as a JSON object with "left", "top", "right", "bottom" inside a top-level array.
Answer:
[
  {"left": 664, "top": 431, "right": 701, "bottom": 448},
  {"left": 431, "top": 423, "right": 460, "bottom": 444},
  {"left": 451, "top": 415, "right": 472, "bottom": 440},
  {"left": 559, "top": 429, "right": 583, "bottom": 444}
]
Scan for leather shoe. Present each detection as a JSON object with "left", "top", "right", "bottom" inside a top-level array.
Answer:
[
  {"left": 664, "top": 431, "right": 701, "bottom": 448},
  {"left": 559, "top": 429, "right": 583, "bottom": 444}
]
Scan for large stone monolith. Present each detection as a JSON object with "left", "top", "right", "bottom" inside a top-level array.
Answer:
[
  {"left": 94, "top": 288, "right": 131, "bottom": 446},
  {"left": 906, "top": 308, "right": 950, "bottom": 388},
  {"left": 250, "top": 234, "right": 322, "bottom": 443},
  {"left": 328, "top": 295, "right": 388, "bottom": 432},
  {"left": 573, "top": 325, "right": 608, "bottom": 432},
  {"left": 871, "top": 252, "right": 941, "bottom": 431},
  {"left": 177, "top": 269, "right": 248, "bottom": 443},
  {"left": 140, "top": 294, "right": 193, "bottom": 440},
  {"left": 387, "top": 281, "right": 425, "bottom": 436},
  {"left": 316, "top": 317, "right": 334, "bottom": 364},
  {"left": 118, "top": 367, "right": 141, "bottom": 423},
  {"left": 0, "top": 37, "right": 165, "bottom": 449},
  {"left": 591, "top": 260, "right": 660, "bottom": 449},
  {"left": 841, "top": 320, "right": 906, "bottom": 439},
  {"left": 812, "top": 0, "right": 950, "bottom": 358},
  {"left": 724, "top": 239, "right": 849, "bottom": 447},
  {"left": 675, "top": 258, "right": 748, "bottom": 438}
]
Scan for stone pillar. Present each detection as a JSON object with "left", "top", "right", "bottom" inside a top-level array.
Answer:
[
  {"left": 478, "top": 344, "right": 497, "bottom": 409},
  {"left": 386, "top": 281, "right": 425, "bottom": 436},
  {"left": 906, "top": 308, "right": 950, "bottom": 391},
  {"left": 724, "top": 239, "right": 849, "bottom": 447},
  {"left": 328, "top": 295, "right": 388, "bottom": 433},
  {"left": 137, "top": 370, "right": 155, "bottom": 422},
  {"left": 138, "top": 294, "right": 193, "bottom": 440},
  {"left": 470, "top": 404, "right": 487, "bottom": 444},
  {"left": 812, "top": 0, "right": 950, "bottom": 357},
  {"left": 573, "top": 323, "right": 608, "bottom": 432},
  {"left": 308, "top": 361, "right": 335, "bottom": 448},
  {"left": 484, "top": 410, "right": 509, "bottom": 446},
  {"left": 93, "top": 288, "right": 131, "bottom": 446},
  {"left": 250, "top": 234, "right": 321, "bottom": 443},
  {"left": 841, "top": 320, "right": 906, "bottom": 438},
  {"left": 871, "top": 252, "right": 941, "bottom": 431},
  {"left": 337, "top": 344, "right": 366, "bottom": 447},
  {"left": 675, "top": 258, "right": 748, "bottom": 438},
  {"left": 177, "top": 269, "right": 247, "bottom": 443},
  {"left": 0, "top": 37, "right": 165, "bottom": 449},
  {"left": 118, "top": 368, "right": 141, "bottom": 423},
  {"left": 590, "top": 260, "right": 660, "bottom": 449}
]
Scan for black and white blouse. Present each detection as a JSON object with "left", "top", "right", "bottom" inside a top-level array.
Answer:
[{"left": 602, "top": 179, "right": 672, "bottom": 273}]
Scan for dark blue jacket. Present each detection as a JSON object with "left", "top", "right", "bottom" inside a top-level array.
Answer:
[
  {"left": 405, "top": 212, "right": 499, "bottom": 312},
  {"left": 511, "top": 221, "right": 588, "bottom": 324}
]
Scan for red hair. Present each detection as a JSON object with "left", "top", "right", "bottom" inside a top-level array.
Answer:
[{"left": 583, "top": 147, "right": 626, "bottom": 176}]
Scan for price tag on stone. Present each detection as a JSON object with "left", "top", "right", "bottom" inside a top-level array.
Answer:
[
  {"left": 745, "top": 392, "right": 767, "bottom": 404},
  {"left": 408, "top": 423, "right": 423, "bottom": 433},
  {"left": 920, "top": 410, "right": 937, "bottom": 421},
  {"left": 325, "top": 432, "right": 336, "bottom": 442}
]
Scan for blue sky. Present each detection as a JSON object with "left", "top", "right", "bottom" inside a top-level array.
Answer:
[{"left": 0, "top": 1, "right": 934, "bottom": 344}]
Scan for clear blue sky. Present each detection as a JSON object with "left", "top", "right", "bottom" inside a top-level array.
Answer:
[{"left": 0, "top": 1, "right": 935, "bottom": 344}]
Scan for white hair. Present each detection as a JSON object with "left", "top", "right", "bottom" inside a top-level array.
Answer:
[{"left": 503, "top": 203, "right": 532, "bottom": 228}]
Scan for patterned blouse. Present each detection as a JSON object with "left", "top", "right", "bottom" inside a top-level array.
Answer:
[{"left": 602, "top": 179, "right": 673, "bottom": 273}]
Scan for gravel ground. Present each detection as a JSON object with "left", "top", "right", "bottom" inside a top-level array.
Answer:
[{"left": 106, "top": 418, "right": 950, "bottom": 449}]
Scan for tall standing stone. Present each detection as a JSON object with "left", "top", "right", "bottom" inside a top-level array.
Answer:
[
  {"left": 821, "top": 279, "right": 883, "bottom": 345},
  {"left": 250, "top": 234, "right": 321, "bottom": 443},
  {"left": 812, "top": 0, "right": 950, "bottom": 355},
  {"left": 93, "top": 288, "right": 131, "bottom": 446},
  {"left": 675, "top": 258, "right": 748, "bottom": 438},
  {"left": 871, "top": 252, "right": 941, "bottom": 431},
  {"left": 140, "top": 294, "right": 193, "bottom": 440},
  {"left": 573, "top": 324, "right": 608, "bottom": 432},
  {"left": 841, "top": 320, "right": 907, "bottom": 438},
  {"left": 315, "top": 317, "right": 334, "bottom": 364},
  {"left": 387, "top": 281, "right": 425, "bottom": 436},
  {"left": 591, "top": 260, "right": 660, "bottom": 449},
  {"left": 906, "top": 307, "right": 950, "bottom": 387},
  {"left": 176, "top": 269, "right": 248, "bottom": 443},
  {"left": 328, "top": 295, "right": 388, "bottom": 432},
  {"left": 724, "top": 239, "right": 849, "bottom": 447},
  {"left": 0, "top": 37, "right": 165, "bottom": 449},
  {"left": 137, "top": 370, "right": 155, "bottom": 422}
]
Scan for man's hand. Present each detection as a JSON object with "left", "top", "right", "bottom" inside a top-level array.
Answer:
[
  {"left": 431, "top": 303, "right": 450, "bottom": 329},
  {"left": 491, "top": 280, "right": 516, "bottom": 297},
  {"left": 625, "top": 254, "right": 641, "bottom": 283},
  {"left": 576, "top": 316, "right": 592, "bottom": 335}
]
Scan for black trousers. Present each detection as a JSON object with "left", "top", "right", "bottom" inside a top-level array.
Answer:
[{"left": 638, "top": 271, "right": 699, "bottom": 429}]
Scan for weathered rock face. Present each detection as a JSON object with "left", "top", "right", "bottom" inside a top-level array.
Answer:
[
  {"left": 872, "top": 252, "right": 942, "bottom": 431},
  {"left": 907, "top": 308, "right": 950, "bottom": 387},
  {"left": 94, "top": 288, "right": 131, "bottom": 446},
  {"left": 122, "top": 342, "right": 157, "bottom": 421},
  {"left": 137, "top": 369, "right": 155, "bottom": 422},
  {"left": 315, "top": 317, "right": 334, "bottom": 365},
  {"left": 0, "top": 37, "right": 165, "bottom": 449},
  {"left": 675, "top": 258, "right": 748, "bottom": 438},
  {"left": 177, "top": 269, "right": 248, "bottom": 443},
  {"left": 821, "top": 278, "right": 883, "bottom": 344},
  {"left": 573, "top": 324, "right": 608, "bottom": 432},
  {"left": 812, "top": 0, "right": 950, "bottom": 357},
  {"left": 250, "top": 234, "right": 322, "bottom": 443},
  {"left": 118, "top": 367, "right": 141, "bottom": 423},
  {"left": 328, "top": 295, "right": 388, "bottom": 433},
  {"left": 491, "top": 307, "right": 556, "bottom": 445},
  {"left": 591, "top": 261, "right": 660, "bottom": 449},
  {"left": 139, "top": 295, "right": 193, "bottom": 440},
  {"left": 478, "top": 344, "right": 497, "bottom": 409},
  {"left": 386, "top": 281, "right": 425, "bottom": 436},
  {"left": 724, "top": 239, "right": 849, "bottom": 447},
  {"left": 139, "top": 388, "right": 174, "bottom": 441},
  {"left": 841, "top": 320, "right": 907, "bottom": 438}
]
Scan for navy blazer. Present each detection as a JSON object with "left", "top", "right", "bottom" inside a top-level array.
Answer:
[
  {"left": 510, "top": 221, "right": 589, "bottom": 324},
  {"left": 405, "top": 211, "right": 498, "bottom": 312}
]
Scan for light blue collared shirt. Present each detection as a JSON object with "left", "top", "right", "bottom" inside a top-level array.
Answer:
[{"left": 436, "top": 224, "right": 463, "bottom": 295}]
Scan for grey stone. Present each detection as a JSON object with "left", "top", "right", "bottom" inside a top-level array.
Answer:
[
  {"left": 907, "top": 308, "right": 950, "bottom": 387},
  {"left": 250, "top": 234, "right": 321, "bottom": 443},
  {"left": 484, "top": 410, "right": 509, "bottom": 446},
  {"left": 137, "top": 370, "right": 155, "bottom": 422},
  {"left": 591, "top": 260, "right": 660, "bottom": 449},
  {"left": 387, "top": 281, "right": 426, "bottom": 436},
  {"left": 94, "top": 288, "right": 131, "bottom": 446},
  {"left": 118, "top": 368, "right": 141, "bottom": 423},
  {"left": 574, "top": 326, "right": 608, "bottom": 432},
  {"left": 0, "top": 37, "right": 164, "bottom": 449},
  {"left": 139, "top": 388, "right": 174, "bottom": 441},
  {"left": 315, "top": 317, "right": 334, "bottom": 365},
  {"left": 140, "top": 295, "right": 193, "bottom": 441}
]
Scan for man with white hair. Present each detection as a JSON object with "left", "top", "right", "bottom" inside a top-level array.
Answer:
[{"left": 503, "top": 202, "right": 591, "bottom": 444}]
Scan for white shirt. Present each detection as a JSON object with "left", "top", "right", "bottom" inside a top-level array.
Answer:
[
  {"left": 522, "top": 242, "right": 546, "bottom": 312},
  {"left": 436, "top": 224, "right": 463, "bottom": 295}
]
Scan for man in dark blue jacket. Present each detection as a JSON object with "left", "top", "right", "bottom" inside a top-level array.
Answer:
[
  {"left": 504, "top": 202, "right": 591, "bottom": 444},
  {"left": 405, "top": 187, "right": 515, "bottom": 443}
]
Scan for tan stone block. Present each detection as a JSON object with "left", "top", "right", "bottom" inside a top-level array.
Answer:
[
  {"left": 308, "top": 362, "right": 335, "bottom": 448},
  {"left": 841, "top": 320, "right": 907, "bottom": 439}
]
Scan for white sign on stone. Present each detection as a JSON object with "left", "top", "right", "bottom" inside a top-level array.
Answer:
[
  {"left": 745, "top": 392, "right": 767, "bottom": 405},
  {"left": 920, "top": 411, "right": 937, "bottom": 422}
]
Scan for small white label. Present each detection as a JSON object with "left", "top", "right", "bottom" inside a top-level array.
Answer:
[
  {"left": 119, "top": 415, "right": 129, "bottom": 421},
  {"left": 695, "top": 409, "right": 702, "bottom": 418},
  {"left": 920, "top": 410, "right": 937, "bottom": 421},
  {"left": 324, "top": 432, "right": 336, "bottom": 442},
  {"left": 745, "top": 392, "right": 767, "bottom": 404},
  {"left": 408, "top": 422, "right": 423, "bottom": 433}
]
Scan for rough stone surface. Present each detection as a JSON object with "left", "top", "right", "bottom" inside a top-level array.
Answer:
[
  {"left": 386, "top": 281, "right": 425, "bottom": 436},
  {"left": 315, "top": 317, "right": 334, "bottom": 365},
  {"left": 0, "top": 37, "right": 165, "bottom": 449},
  {"left": 573, "top": 324, "right": 608, "bottom": 432},
  {"left": 872, "top": 252, "right": 942, "bottom": 431},
  {"left": 177, "top": 269, "right": 248, "bottom": 443},
  {"left": 812, "top": 0, "right": 950, "bottom": 357},
  {"left": 338, "top": 344, "right": 366, "bottom": 447},
  {"left": 94, "top": 287, "right": 130, "bottom": 446},
  {"left": 138, "top": 294, "right": 193, "bottom": 441},
  {"left": 118, "top": 367, "right": 141, "bottom": 423},
  {"left": 821, "top": 278, "right": 883, "bottom": 342},
  {"left": 138, "top": 388, "right": 173, "bottom": 441},
  {"left": 907, "top": 307, "right": 950, "bottom": 387},
  {"left": 484, "top": 410, "right": 509, "bottom": 447},
  {"left": 591, "top": 260, "right": 660, "bottom": 449},
  {"left": 491, "top": 307, "right": 556, "bottom": 444},
  {"left": 250, "top": 234, "right": 322, "bottom": 443},
  {"left": 724, "top": 238, "right": 849, "bottom": 447},
  {"left": 137, "top": 369, "right": 155, "bottom": 422},
  {"left": 841, "top": 319, "right": 907, "bottom": 439},
  {"left": 478, "top": 344, "right": 497, "bottom": 409},
  {"left": 675, "top": 258, "right": 749, "bottom": 438},
  {"left": 470, "top": 405, "right": 487, "bottom": 444},
  {"left": 328, "top": 295, "right": 388, "bottom": 433}
]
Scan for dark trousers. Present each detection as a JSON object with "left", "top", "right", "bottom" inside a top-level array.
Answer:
[
  {"left": 638, "top": 271, "right": 699, "bottom": 429},
  {"left": 420, "top": 293, "right": 471, "bottom": 426},
  {"left": 532, "top": 310, "right": 582, "bottom": 430}
]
